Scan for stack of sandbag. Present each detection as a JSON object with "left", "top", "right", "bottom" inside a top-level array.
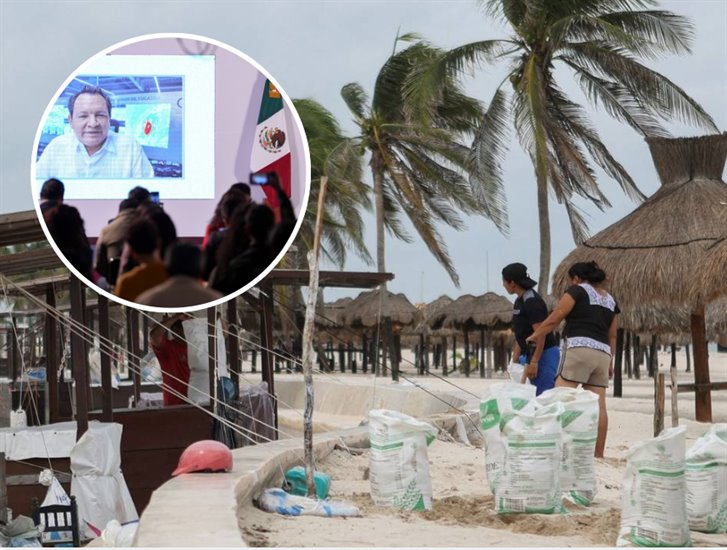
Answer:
[
  {"left": 618, "top": 426, "right": 690, "bottom": 547},
  {"left": 495, "top": 401, "right": 565, "bottom": 514},
  {"left": 479, "top": 382, "right": 537, "bottom": 492},
  {"left": 685, "top": 423, "right": 727, "bottom": 534},
  {"left": 368, "top": 409, "right": 437, "bottom": 511},
  {"left": 536, "top": 387, "right": 600, "bottom": 505}
]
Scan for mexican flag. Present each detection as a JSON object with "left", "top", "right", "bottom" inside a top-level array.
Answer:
[{"left": 250, "top": 79, "right": 291, "bottom": 210}]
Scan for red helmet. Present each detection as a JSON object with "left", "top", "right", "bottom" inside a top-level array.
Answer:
[{"left": 172, "top": 440, "right": 233, "bottom": 476}]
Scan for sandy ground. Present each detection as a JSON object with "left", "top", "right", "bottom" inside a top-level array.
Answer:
[{"left": 238, "top": 349, "right": 727, "bottom": 547}]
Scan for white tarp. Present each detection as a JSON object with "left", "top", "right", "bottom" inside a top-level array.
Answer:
[
  {"left": 0, "top": 421, "right": 79, "bottom": 460},
  {"left": 70, "top": 422, "right": 138, "bottom": 540},
  {"left": 182, "top": 318, "right": 229, "bottom": 404}
]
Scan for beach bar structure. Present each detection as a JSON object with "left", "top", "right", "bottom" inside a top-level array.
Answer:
[
  {"left": 0, "top": 210, "right": 393, "bottom": 518},
  {"left": 553, "top": 134, "right": 727, "bottom": 422}
]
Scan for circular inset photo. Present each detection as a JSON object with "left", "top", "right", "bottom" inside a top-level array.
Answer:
[{"left": 31, "top": 33, "right": 310, "bottom": 312}]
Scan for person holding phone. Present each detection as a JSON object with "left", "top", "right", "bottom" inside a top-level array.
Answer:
[
  {"left": 502, "top": 263, "right": 559, "bottom": 395},
  {"left": 36, "top": 86, "right": 154, "bottom": 179}
]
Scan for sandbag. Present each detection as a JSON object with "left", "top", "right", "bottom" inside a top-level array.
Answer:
[
  {"left": 480, "top": 382, "right": 537, "bottom": 492},
  {"left": 685, "top": 423, "right": 727, "bottom": 533},
  {"left": 495, "top": 401, "right": 565, "bottom": 514},
  {"left": 536, "top": 387, "right": 599, "bottom": 505},
  {"left": 617, "top": 426, "right": 690, "bottom": 547},
  {"left": 368, "top": 409, "right": 437, "bottom": 511},
  {"left": 506, "top": 362, "right": 530, "bottom": 385}
]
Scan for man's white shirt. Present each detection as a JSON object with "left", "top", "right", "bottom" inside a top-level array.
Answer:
[{"left": 36, "top": 132, "right": 155, "bottom": 179}]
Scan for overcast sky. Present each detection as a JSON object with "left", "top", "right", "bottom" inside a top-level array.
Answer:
[{"left": 1, "top": 0, "right": 725, "bottom": 304}]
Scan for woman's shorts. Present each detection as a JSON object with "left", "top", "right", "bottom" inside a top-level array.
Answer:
[{"left": 558, "top": 346, "right": 610, "bottom": 387}]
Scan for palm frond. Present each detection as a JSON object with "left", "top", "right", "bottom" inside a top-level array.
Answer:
[{"left": 341, "top": 83, "right": 369, "bottom": 121}]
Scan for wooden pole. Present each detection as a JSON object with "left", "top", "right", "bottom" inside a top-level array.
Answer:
[
  {"left": 625, "top": 332, "right": 632, "bottom": 379},
  {"left": 670, "top": 366, "right": 679, "bottom": 428},
  {"left": 207, "top": 307, "right": 216, "bottom": 407},
  {"left": 227, "top": 298, "right": 240, "bottom": 396},
  {"left": 0, "top": 452, "right": 7, "bottom": 525},
  {"left": 99, "top": 295, "right": 113, "bottom": 422},
  {"left": 690, "top": 306, "right": 712, "bottom": 422},
  {"left": 654, "top": 372, "right": 665, "bottom": 437},
  {"left": 69, "top": 276, "right": 88, "bottom": 439},
  {"left": 260, "top": 280, "right": 276, "bottom": 432},
  {"left": 45, "top": 285, "right": 59, "bottom": 423},
  {"left": 441, "top": 337, "right": 448, "bottom": 377},
  {"left": 463, "top": 329, "right": 470, "bottom": 377},
  {"left": 302, "top": 176, "right": 327, "bottom": 497},
  {"left": 126, "top": 308, "right": 141, "bottom": 406},
  {"left": 451, "top": 335, "right": 457, "bottom": 375},
  {"left": 614, "top": 328, "right": 624, "bottom": 398},
  {"left": 685, "top": 344, "right": 691, "bottom": 373},
  {"left": 479, "top": 329, "right": 485, "bottom": 378},
  {"left": 633, "top": 335, "right": 641, "bottom": 380}
]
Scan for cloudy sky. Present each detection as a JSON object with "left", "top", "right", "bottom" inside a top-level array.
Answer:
[{"left": 1, "top": 0, "right": 725, "bottom": 304}]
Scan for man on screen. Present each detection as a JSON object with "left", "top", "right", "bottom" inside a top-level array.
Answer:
[{"left": 36, "top": 86, "right": 155, "bottom": 179}]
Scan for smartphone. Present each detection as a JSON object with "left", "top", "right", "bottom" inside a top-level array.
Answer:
[
  {"left": 150, "top": 191, "right": 160, "bottom": 204},
  {"left": 250, "top": 172, "right": 270, "bottom": 185}
]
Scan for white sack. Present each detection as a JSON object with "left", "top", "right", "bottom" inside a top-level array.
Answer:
[
  {"left": 617, "top": 426, "right": 690, "bottom": 547},
  {"left": 480, "top": 382, "right": 537, "bottom": 492},
  {"left": 685, "top": 423, "right": 727, "bottom": 533},
  {"left": 368, "top": 409, "right": 437, "bottom": 511}
]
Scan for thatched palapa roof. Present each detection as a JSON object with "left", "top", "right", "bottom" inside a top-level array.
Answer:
[
  {"left": 429, "top": 292, "right": 513, "bottom": 331},
  {"left": 553, "top": 134, "right": 727, "bottom": 316},
  {"left": 340, "top": 289, "right": 421, "bottom": 329}
]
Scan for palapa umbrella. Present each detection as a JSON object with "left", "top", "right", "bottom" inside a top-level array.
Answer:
[
  {"left": 341, "top": 289, "right": 421, "bottom": 330},
  {"left": 552, "top": 134, "right": 727, "bottom": 422}
]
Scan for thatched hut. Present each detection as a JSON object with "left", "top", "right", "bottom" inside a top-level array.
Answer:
[
  {"left": 341, "top": 289, "right": 421, "bottom": 331},
  {"left": 552, "top": 134, "right": 727, "bottom": 422}
]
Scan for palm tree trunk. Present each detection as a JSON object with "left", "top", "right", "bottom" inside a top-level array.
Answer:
[
  {"left": 372, "top": 162, "right": 397, "bottom": 380},
  {"left": 536, "top": 166, "right": 551, "bottom": 293}
]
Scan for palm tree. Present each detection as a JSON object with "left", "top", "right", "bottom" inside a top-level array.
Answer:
[
  {"left": 342, "top": 34, "right": 508, "bottom": 286},
  {"left": 341, "top": 34, "right": 508, "bottom": 377},
  {"left": 408, "top": 0, "right": 718, "bottom": 291},
  {"left": 292, "top": 98, "right": 372, "bottom": 268}
]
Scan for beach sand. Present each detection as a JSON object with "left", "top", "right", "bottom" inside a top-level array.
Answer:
[{"left": 238, "top": 349, "right": 727, "bottom": 547}]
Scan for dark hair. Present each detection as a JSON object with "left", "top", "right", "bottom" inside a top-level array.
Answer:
[
  {"left": 138, "top": 203, "right": 177, "bottom": 258},
  {"left": 230, "top": 182, "right": 251, "bottom": 196},
  {"left": 127, "top": 219, "right": 159, "bottom": 255},
  {"left": 47, "top": 204, "right": 89, "bottom": 250},
  {"left": 165, "top": 242, "right": 202, "bottom": 278},
  {"left": 209, "top": 189, "right": 246, "bottom": 228},
  {"left": 40, "top": 178, "right": 64, "bottom": 201},
  {"left": 68, "top": 86, "right": 112, "bottom": 117},
  {"left": 568, "top": 261, "right": 606, "bottom": 284},
  {"left": 118, "top": 198, "right": 138, "bottom": 212},
  {"left": 247, "top": 204, "right": 275, "bottom": 243},
  {"left": 128, "top": 186, "right": 151, "bottom": 203}
]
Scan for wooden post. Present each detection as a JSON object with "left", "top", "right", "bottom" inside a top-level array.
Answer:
[
  {"left": 8, "top": 322, "right": 17, "bottom": 383},
  {"left": 69, "top": 276, "right": 88, "bottom": 439},
  {"left": 685, "top": 344, "right": 691, "bottom": 373},
  {"left": 0, "top": 452, "right": 6, "bottom": 525},
  {"left": 670, "top": 343, "right": 677, "bottom": 370},
  {"left": 260, "top": 280, "right": 276, "bottom": 433},
  {"left": 670, "top": 366, "right": 679, "bottom": 427},
  {"left": 633, "top": 335, "right": 641, "bottom": 380},
  {"left": 227, "top": 299, "right": 240, "bottom": 395},
  {"left": 142, "top": 316, "right": 149, "bottom": 356},
  {"left": 338, "top": 343, "right": 345, "bottom": 373},
  {"left": 348, "top": 342, "right": 356, "bottom": 374},
  {"left": 614, "top": 328, "right": 624, "bottom": 398},
  {"left": 654, "top": 372, "right": 665, "bottom": 437},
  {"left": 418, "top": 333, "right": 425, "bottom": 375},
  {"left": 45, "top": 286, "right": 59, "bottom": 423},
  {"left": 424, "top": 335, "right": 430, "bottom": 374},
  {"left": 361, "top": 334, "right": 368, "bottom": 374},
  {"left": 126, "top": 308, "right": 141, "bottom": 407},
  {"left": 690, "top": 306, "right": 712, "bottom": 422},
  {"left": 99, "top": 295, "right": 113, "bottom": 422},
  {"left": 463, "top": 329, "right": 470, "bottom": 377},
  {"left": 451, "top": 335, "right": 456, "bottom": 375},
  {"left": 479, "top": 329, "right": 485, "bottom": 378},
  {"left": 207, "top": 307, "right": 216, "bottom": 407},
  {"left": 648, "top": 335, "right": 658, "bottom": 378},
  {"left": 441, "top": 337, "right": 447, "bottom": 377},
  {"left": 625, "top": 332, "right": 632, "bottom": 379}
]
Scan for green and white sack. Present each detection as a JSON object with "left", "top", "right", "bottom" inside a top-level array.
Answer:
[
  {"left": 480, "top": 382, "right": 537, "bottom": 492},
  {"left": 368, "top": 409, "right": 437, "bottom": 511},
  {"left": 686, "top": 423, "right": 727, "bottom": 533},
  {"left": 617, "top": 426, "right": 690, "bottom": 547},
  {"left": 536, "top": 387, "right": 599, "bottom": 505},
  {"left": 495, "top": 401, "right": 565, "bottom": 514}
]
